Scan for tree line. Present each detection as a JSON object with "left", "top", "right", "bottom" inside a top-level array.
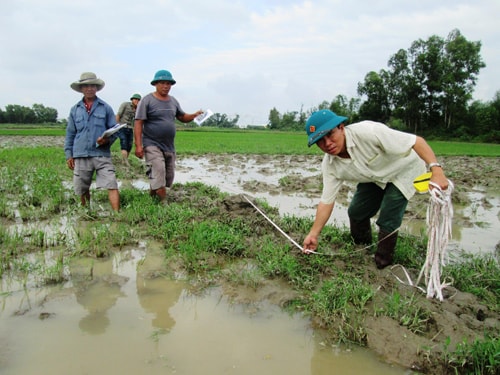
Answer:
[
  {"left": 2, "top": 29, "right": 499, "bottom": 142},
  {"left": 0, "top": 104, "right": 58, "bottom": 124},
  {"left": 268, "top": 29, "right": 500, "bottom": 143}
]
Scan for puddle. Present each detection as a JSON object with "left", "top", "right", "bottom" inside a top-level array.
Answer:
[
  {"left": 174, "top": 155, "right": 500, "bottom": 255},
  {"left": 1, "top": 152, "right": 497, "bottom": 373},
  {"left": 0, "top": 248, "right": 408, "bottom": 375}
]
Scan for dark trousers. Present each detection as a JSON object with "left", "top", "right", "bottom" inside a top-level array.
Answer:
[{"left": 347, "top": 182, "right": 408, "bottom": 233}]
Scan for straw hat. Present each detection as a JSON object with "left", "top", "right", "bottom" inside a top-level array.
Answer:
[{"left": 71, "top": 72, "right": 105, "bottom": 93}]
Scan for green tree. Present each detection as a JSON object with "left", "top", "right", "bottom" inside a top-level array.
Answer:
[
  {"left": 384, "top": 29, "right": 485, "bottom": 135},
  {"left": 32, "top": 103, "right": 58, "bottom": 123},
  {"left": 202, "top": 112, "right": 239, "bottom": 128},
  {"left": 409, "top": 35, "right": 446, "bottom": 130},
  {"left": 441, "top": 29, "right": 485, "bottom": 130},
  {"left": 268, "top": 107, "right": 281, "bottom": 129},
  {"left": 357, "top": 71, "right": 391, "bottom": 122},
  {"left": 280, "top": 111, "right": 299, "bottom": 130},
  {"left": 466, "top": 92, "right": 500, "bottom": 142},
  {"left": 317, "top": 100, "right": 330, "bottom": 110},
  {"left": 386, "top": 48, "right": 425, "bottom": 133},
  {"left": 4, "top": 105, "right": 36, "bottom": 123},
  {"left": 330, "top": 95, "right": 360, "bottom": 123}
]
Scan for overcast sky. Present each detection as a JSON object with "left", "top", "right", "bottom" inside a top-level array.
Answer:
[{"left": 1, "top": 0, "right": 498, "bottom": 125}]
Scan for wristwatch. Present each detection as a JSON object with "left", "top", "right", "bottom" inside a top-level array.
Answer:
[{"left": 428, "top": 162, "right": 442, "bottom": 170}]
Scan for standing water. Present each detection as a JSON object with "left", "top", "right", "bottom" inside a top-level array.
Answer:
[
  {"left": 0, "top": 247, "right": 410, "bottom": 375},
  {"left": 173, "top": 155, "right": 500, "bottom": 256}
]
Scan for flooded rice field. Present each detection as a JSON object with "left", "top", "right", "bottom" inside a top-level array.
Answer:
[
  {"left": 0, "top": 136, "right": 499, "bottom": 374},
  {"left": 1, "top": 246, "right": 408, "bottom": 375},
  {"left": 173, "top": 154, "right": 500, "bottom": 256}
]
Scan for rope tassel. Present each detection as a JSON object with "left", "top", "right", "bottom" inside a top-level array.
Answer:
[{"left": 416, "top": 180, "right": 455, "bottom": 301}]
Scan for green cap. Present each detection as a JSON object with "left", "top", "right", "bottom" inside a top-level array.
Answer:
[{"left": 150, "top": 70, "right": 176, "bottom": 85}]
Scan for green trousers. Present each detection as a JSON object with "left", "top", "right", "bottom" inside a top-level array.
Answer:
[{"left": 347, "top": 182, "right": 408, "bottom": 233}]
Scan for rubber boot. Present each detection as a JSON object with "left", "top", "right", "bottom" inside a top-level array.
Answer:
[
  {"left": 349, "top": 218, "right": 372, "bottom": 245},
  {"left": 374, "top": 229, "right": 398, "bottom": 269}
]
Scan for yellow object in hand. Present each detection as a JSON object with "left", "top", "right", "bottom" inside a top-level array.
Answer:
[{"left": 413, "top": 172, "right": 433, "bottom": 193}]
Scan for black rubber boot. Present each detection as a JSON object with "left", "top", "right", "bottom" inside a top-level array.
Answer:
[
  {"left": 374, "top": 229, "right": 398, "bottom": 269},
  {"left": 349, "top": 218, "right": 372, "bottom": 245}
]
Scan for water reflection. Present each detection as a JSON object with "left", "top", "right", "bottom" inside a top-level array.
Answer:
[
  {"left": 0, "top": 248, "right": 408, "bottom": 375},
  {"left": 136, "top": 247, "right": 184, "bottom": 331},
  {"left": 70, "top": 259, "right": 127, "bottom": 335}
]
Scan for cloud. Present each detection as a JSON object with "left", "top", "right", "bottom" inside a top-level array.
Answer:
[{"left": 0, "top": 0, "right": 498, "bottom": 124}]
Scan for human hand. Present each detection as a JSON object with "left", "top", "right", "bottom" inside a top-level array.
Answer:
[
  {"left": 96, "top": 136, "right": 108, "bottom": 147},
  {"left": 134, "top": 145, "right": 144, "bottom": 159},
  {"left": 302, "top": 234, "right": 318, "bottom": 254},
  {"left": 429, "top": 167, "right": 449, "bottom": 190},
  {"left": 66, "top": 158, "right": 75, "bottom": 170}
]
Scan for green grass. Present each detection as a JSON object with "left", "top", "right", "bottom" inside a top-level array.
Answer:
[
  {"left": 0, "top": 129, "right": 499, "bottom": 373},
  {"left": 1, "top": 125, "right": 499, "bottom": 156},
  {"left": 426, "top": 140, "right": 500, "bottom": 157},
  {"left": 444, "top": 253, "right": 500, "bottom": 312},
  {"left": 0, "top": 123, "right": 65, "bottom": 136},
  {"left": 445, "top": 335, "right": 500, "bottom": 375}
]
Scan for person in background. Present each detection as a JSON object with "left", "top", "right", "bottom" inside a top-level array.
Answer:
[
  {"left": 64, "top": 72, "right": 120, "bottom": 211},
  {"left": 134, "top": 69, "right": 203, "bottom": 202},
  {"left": 302, "top": 109, "right": 449, "bottom": 269},
  {"left": 116, "top": 93, "right": 141, "bottom": 162}
]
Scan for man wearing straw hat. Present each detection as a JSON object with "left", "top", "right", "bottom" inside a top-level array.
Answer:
[
  {"left": 302, "top": 109, "right": 449, "bottom": 269},
  {"left": 64, "top": 72, "right": 120, "bottom": 211}
]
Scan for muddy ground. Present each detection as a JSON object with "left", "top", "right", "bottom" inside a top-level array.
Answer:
[{"left": 2, "top": 135, "right": 500, "bottom": 373}]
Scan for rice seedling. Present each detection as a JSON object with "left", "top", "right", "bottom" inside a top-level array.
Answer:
[
  {"left": 170, "top": 219, "right": 248, "bottom": 273},
  {"left": 256, "top": 240, "right": 301, "bottom": 279},
  {"left": 375, "top": 292, "right": 433, "bottom": 335},
  {"left": 444, "top": 253, "right": 500, "bottom": 313},
  {"left": 444, "top": 335, "right": 500, "bottom": 375},
  {"left": 223, "top": 261, "right": 264, "bottom": 290},
  {"left": 311, "top": 274, "right": 374, "bottom": 343},
  {"left": 73, "top": 222, "right": 117, "bottom": 258},
  {"left": 39, "top": 250, "right": 66, "bottom": 285}
]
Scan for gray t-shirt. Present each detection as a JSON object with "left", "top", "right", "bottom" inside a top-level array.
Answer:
[{"left": 135, "top": 93, "right": 185, "bottom": 152}]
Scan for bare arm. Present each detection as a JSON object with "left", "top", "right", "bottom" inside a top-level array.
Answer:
[
  {"left": 412, "top": 136, "right": 448, "bottom": 190},
  {"left": 177, "top": 110, "right": 204, "bottom": 123},
  {"left": 303, "top": 201, "right": 335, "bottom": 253},
  {"left": 134, "top": 119, "right": 144, "bottom": 158}
]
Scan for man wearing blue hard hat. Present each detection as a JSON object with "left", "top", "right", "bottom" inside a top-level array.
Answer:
[
  {"left": 302, "top": 110, "right": 449, "bottom": 269},
  {"left": 134, "top": 70, "right": 203, "bottom": 202}
]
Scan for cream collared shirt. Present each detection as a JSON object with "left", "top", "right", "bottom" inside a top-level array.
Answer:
[{"left": 320, "top": 121, "right": 426, "bottom": 204}]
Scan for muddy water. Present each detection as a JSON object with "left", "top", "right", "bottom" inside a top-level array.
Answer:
[
  {"left": 0, "top": 247, "right": 408, "bottom": 375},
  {"left": 1, "top": 152, "right": 496, "bottom": 374},
  {"left": 172, "top": 155, "right": 500, "bottom": 255}
]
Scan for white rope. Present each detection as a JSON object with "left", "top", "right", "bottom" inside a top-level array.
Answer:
[
  {"left": 390, "top": 264, "right": 427, "bottom": 294},
  {"left": 416, "top": 180, "right": 455, "bottom": 301},
  {"left": 241, "top": 194, "right": 304, "bottom": 252},
  {"left": 242, "top": 194, "right": 340, "bottom": 255}
]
